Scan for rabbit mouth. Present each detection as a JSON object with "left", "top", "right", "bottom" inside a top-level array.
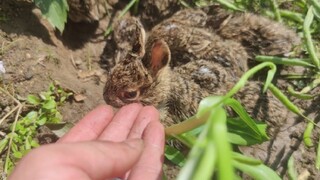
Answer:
[{"left": 105, "top": 98, "right": 126, "bottom": 108}]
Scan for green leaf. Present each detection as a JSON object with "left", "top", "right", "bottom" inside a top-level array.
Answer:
[
  {"left": 288, "top": 156, "right": 298, "bottom": 180},
  {"left": 34, "top": 0, "right": 69, "bottom": 32},
  {"left": 25, "top": 136, "right": 32, "bottom": 150},
  {"left": 37, "top": 116, "right": 47, "bottom": 126},
  {"left": 303, "top": 6, "right": 320, "bottom": 68},
  {"left": 13, "top": 151, "right": 23, "bottom": 159},
  {"left": 232, "top": 153, "right": 281, "bottom": 180},
  {"left": 227, "top": 117, "right": 268, "bottom": 145},
  {"left": 26, "top": 111, "right": 38, "bottom": 122},
  {"left": 31, "top": 140, "right": 40, "bottom": 148},
  {"left": 0, "top": 138, "right": 9, "bottom": 154},
  {"left": 303, "top": 121, "right": 314, "bottom": 147},
  {"left": 255, "top": 56, "right": 316, "bottom": 68},
  {"left": 27, "top": 95, "right": 41, "bottom": 105},
  {"left": 165, "top": 145, "right": 186, "bottom": 167},
  {"left": 42, "top": 99, "right": 57, "bottom": 110},
  {"left": 224, "top": 98, "right": 269, "bottom": 142}
]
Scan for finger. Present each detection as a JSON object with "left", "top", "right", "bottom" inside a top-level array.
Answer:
[
  {"left": 10, "top": 139, "right": 144, "bottom": 180},
  {"left": 128, "top": 121, "right": 165, "bottom": 180},
  {"left": 99, "top": 103, "right": 142, "bottom": 142},
  {"left": 127, "top": 106, "right": 160, "bottom": 139},
  {"left": 58, "top": 105, "right": 114, "bottom": 143}
]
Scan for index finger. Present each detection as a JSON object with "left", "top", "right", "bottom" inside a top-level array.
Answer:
[{"left": 58, "top": 105, "right": 114, "bottom": 143}]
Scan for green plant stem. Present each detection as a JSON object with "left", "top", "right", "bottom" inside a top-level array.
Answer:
[
  {"left": 255, "top": 55, "right": 315, "bottom": 68},
  {"left": 287, "top": 86, "right": 314, "bottom": 100},
  {"left": 300, "top": 77, "right": 320, "bottom": 94},
  {"left": 165, "top": 116, "right": 204, "bottom": 136},
  {"left": 224, "top": 62, "right": 276, "bottom": 97},
  {"left": 133, "top": 0, "right": 140, "bottom": 14},
  {"left": 309, "top": 0, "right": 320, "bottom": 15},
  {"left": 316, "top": 136, "right": 320, "bottom": 169},
  {"left": 211, "top": 108, "right": 234, "bottom": 180},
  {"left": 215, "top": 0, "right": 244, "bottom": 11},
  {"left": 303, "top": 121, "right": 314, "bottom": 147},
  {"left": 288, "top": 156, "right": 298, "bottom": 180},
  {"left": 303, "top": 6, "right": 320, "bottom": 69},
  {"left": 268, "top": 83, "right": 320, "bottom": 128},
  {"left": 269, "top": 0, "right": 282, "bottom": 22},
  {"left": 279, "top": 9, "right": 304, "bottom": 23}
]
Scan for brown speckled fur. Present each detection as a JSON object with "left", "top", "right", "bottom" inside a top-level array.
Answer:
[{"left": 67, "top": 0, "right": 109, "bottom": 22}]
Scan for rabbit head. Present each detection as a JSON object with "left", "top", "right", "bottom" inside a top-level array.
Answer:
[{"left": 103, "top": 39, "right": 172, "bottom": 108}]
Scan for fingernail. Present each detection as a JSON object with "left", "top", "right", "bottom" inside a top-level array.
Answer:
[{"left": 124, "top": 139, "right": 144, "bottom": 149}]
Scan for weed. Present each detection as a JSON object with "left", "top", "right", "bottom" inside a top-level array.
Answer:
[
  {"left": 0, "top": 83, "right": 72, "bottom": 177},
  {"left": 33, "top": 0, "right": 69, "bottom": 32}
]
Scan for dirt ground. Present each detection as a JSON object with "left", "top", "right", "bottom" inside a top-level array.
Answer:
[{"left": 0, "top": 0, "right": 320, "bottom": 179}]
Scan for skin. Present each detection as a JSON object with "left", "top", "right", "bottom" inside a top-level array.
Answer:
[{"left": 9, "top": 103, "right": 165, "bottom": 180}]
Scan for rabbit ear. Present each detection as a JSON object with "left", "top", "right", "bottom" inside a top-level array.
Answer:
[
  {"left": 113, "top": 17, "right": 146, "bottom": 56},
  {"left": 132, "top": 24, "right": 146, "bottom": 56},
  {"left": 150, "top": 40, "right": 171, "bottom": 75}
]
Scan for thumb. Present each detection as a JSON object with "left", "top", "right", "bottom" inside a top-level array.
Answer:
[{"left": 10, "top": 139, "right": 144, "bottom": 180}]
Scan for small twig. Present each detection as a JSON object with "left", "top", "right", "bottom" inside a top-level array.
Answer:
[
  {"left": 0, "top": 105, "right": 19, "bottom": 126},
  {"left": 70, "top": 54, "right": 77, "bottom": 69},
  {"left": 0, "top": 87, "right": 20, "bottom": 105},
  {"left": 4, "top": 103, "right": 23, "bottom": 174}
]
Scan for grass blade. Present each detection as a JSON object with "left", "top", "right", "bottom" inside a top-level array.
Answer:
[
  {"left": 316, "top": 136, "right": 320, "bottom": 169},
  {"left": 255, "top": 56, "right": 315, "bottom": 68},
  {"left": 233, "top": 154, "right": 281, "bottom": 180},
  {"left": 303, "top": 6, "right": 320, "bottom": 69},
  {"left": 215, "top": 0, "right": 244, "bottom": 11},
  {"left": 268, "top": 83, "right": 303, "bottom": 116},
  {"left": 309, "top": 0, "right": 320, "bottom": 20},
  {"left": 165, "top": 145, "right": 186, "bottom": 167},
  {"left": 288, "top": 156, "right": 298, "bottom": 180},
  {"left": 269, "top": 0, "right": 281, "bottom": 22},
  {"left": 303, "top": 121, "right": 314, "bottom": 147},
  {"left": 287, "top": 86, "right": 315, "bottom": 100}
]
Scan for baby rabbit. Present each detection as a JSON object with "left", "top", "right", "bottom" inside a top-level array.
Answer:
[
  {"left": 205, "top": 7, "right": 301, "bottom": 57},
  {"left": 67, "top": 0, "right": 109, "bottom": 22},
  {"left": 148, "top": 8, "right": 300, "bottom": 64},
  {"left": 104, "top": 38, "right": 235, "bottom": 126}
]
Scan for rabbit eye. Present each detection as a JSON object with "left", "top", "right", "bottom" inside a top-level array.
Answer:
[{"left": 121, "top": 90, "right": 140, "bottom": 100}]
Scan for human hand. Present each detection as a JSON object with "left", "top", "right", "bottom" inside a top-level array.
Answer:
[{"left": 9, "top": 103, "right": 165, "bottom": 180}]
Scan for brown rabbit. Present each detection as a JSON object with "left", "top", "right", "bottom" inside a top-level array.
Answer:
[
  {"left": 104, "top": 39, "right": 234, "bottom": 126},
  {"left": 152, "top": 8, "right": 300, "bottom": 55},
  {"left": 67, "top": 0, "right": 109, "bottom": 22},
  {"left": 147, "top": 9, "right": 248, "bottom": 78},
  {"left": 204, "top": 6, "right": 301, "bottom": 57}
]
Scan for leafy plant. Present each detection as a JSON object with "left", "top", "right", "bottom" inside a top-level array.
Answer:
[
  {"left": 33, "top": 0, "right": 69, "bottom": 32},
  {"left": 164, "top": 62, "right": 280, "bottom": 179},
  {"left": 0, "top": 83, "right": 72, "bottom": 176}
]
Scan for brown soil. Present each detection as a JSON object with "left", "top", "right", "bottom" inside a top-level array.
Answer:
[{"left": 0, "top": 0, "right": 319, "bottom": 179}]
